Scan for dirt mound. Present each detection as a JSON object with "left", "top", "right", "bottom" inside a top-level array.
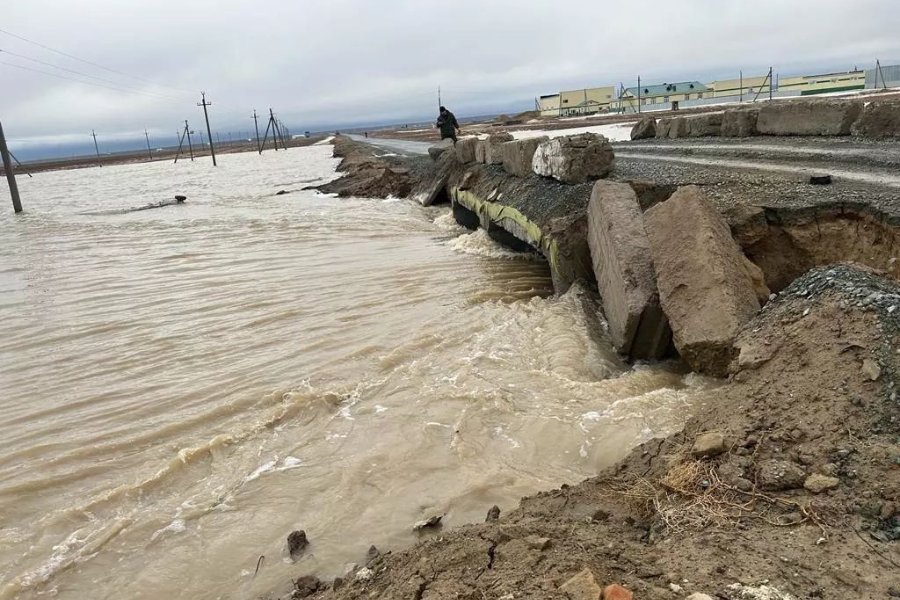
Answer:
[
  {"left": 283, "top": 265, "right": 900, "bottom": 600},
  {"left": 315, "top": 136, "right": 415, "bottom": 198}
]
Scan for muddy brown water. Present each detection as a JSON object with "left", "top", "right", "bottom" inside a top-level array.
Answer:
[{"left": 0, "top": 145, "right": 708, "bottom": 599}]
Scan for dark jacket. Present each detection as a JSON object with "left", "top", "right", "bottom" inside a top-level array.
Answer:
[{"left": 436, "top": 110, "right": 459, "bottom": 137}]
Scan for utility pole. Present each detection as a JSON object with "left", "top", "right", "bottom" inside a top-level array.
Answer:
[
  {"left": 247, "top": 125, "right": 253, "bottom": 150},
  {"left": 637, "top": 76, "right": 641, "bottom": 114},
  {"left": 438, "top": 85, "right": 442, "bottom": 109},
  {"left": 260, "top": 109, "right": 281, "bottom": 153},
  {"left": 228, "top": 132, "right": 233, "bottom": 150},
  {"left": 199, "top": 130, "right": 205, "bottom": 148},
  {"left": 276, "top": 120, "right": 287, "bottom": 150},
  {"left": 92, "top": 130, "right": 102, "bottom": 167},
  {"left": 769, "top": 66, "right": 773, "bottom": 102},
  {"left": 174, "top": 121, "right": 195, "bottom": 164},
  {"left": 185, "top": 121, "right": 195, "bottom": 161},
  {"left": 198, "top": 92, "right": 217, "bottom": 167},
  {"left": 144, "top": 129, "right": 153, "bottom": 160},
  {"left": 0, "top": 121, "right": 22, "bottom": 213},
  {"left": 739, "top": 70, "right": 743, "bottom": 102}
]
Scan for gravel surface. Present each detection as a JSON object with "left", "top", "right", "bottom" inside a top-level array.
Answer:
[{"left": 610, "top": 139, "right": 900, "bottom": 222}]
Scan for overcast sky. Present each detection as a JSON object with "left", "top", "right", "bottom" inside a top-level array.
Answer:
[{"left": 3, "top": 0, "right": 900, "bottom": 147}]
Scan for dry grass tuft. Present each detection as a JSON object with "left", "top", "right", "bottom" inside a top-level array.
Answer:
[{"left": 608, "top": 452, "right": 828, "bottom": 537}]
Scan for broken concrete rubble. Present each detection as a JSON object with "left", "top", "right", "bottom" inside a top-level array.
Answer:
[
  {"left": 721, "top": 107, "right": 759, "bottom": 137},
  {"left": 686, "top": 112, "right": 723, "bottom": 137},
  {"left": 644, "top": 186, "right": 761, "bottom": 376},
  {"left": 455, "top": 137, "right": 478, "bottom": 164},
  {"left": 756, "top": 100, "right": 863, "bottom": 136},
  {"left": 559, "top": 568, "right": 602, "bottom": 600},
  {"left": 501, "top": 136, "right": 548, "bottom": 178},
  {"left": 428, "top": 138, "right": 455, "bottom": 161},
  {"left": 532, "top": 133, "right": 615, "bottom": 184},
  {"left": 851, "top": 100, "right": 900, "bottom": 138},
  {"left": 475, "top": 139, "right": 488, "bottom": 164},
  {"left": 485, "top": 132, "right": 513, "bottom": 165},
  {"left": 630, "top": 116, "right": 656, "bottom": 140},
  {"left": 587, "top": 180, "right": 670, "bottom": 359}
]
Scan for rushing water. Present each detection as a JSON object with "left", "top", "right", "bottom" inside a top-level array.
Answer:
[{"left": 0, "top": 145, "right": 706, "bottom": 600}]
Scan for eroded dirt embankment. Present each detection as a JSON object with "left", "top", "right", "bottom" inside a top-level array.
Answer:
[
  {"left": 283, "top": 138, "right": 900, "bottom": 600},
  {"left": 282, "top": 267, "right": 900, "bottom": 600},
  {"left": 314, "top": 136, "right": 432, "bottom": 198}
]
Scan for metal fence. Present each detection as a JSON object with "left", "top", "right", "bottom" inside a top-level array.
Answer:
[
  {"left": 611, "top": 89, "right": 802, "bottom": 114},
  {"left": 866, "top": 64, "right": 900, "bottom": 89}
]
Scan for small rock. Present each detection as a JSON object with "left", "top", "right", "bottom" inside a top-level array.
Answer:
[
  {"left": 603, "top": 583, "right": 633, "bottom": 600},
  {"left": 413, "top": 515, "right": 443, "bottom": 531},
  {"left": 526, "top": 536, "right": 551, "bottom": 550},
  {"left": 668, "top": 583, "right": 683, "bottom": 593},
  {"left": 686, "top": 594, "right": 714, "bottom": 600},
  {"left": 592, "top": 509, "right": 611, "bottom": 522},
  {"left": 174, "top": 194, "right": 187, "bottom": 201},
  {"left": 292, "top": 575, "right": 320, "bottom": 598},
  {"left": 332, "top": 577, "right": 344, "bottom": 590},
  {"left": 691, "top": 432, "right": 727, "bottom": 458},
  {"left": 734, "top": 477, "right": 754, "bottom": 492},
  {"left": 862, "top": 359, "right": 882, "bottom": 381},
  {"left": 486, "top": 505, "right": 501, "bottom": 522},
  {"left": 880, "top": 502, "right": 897, "bottom": 519},
  {"left": 365, "top": 545, "right": 380, "bottom": 565},
  {"left": 809, "top": 174, "right": 832, "bottom": 185},
  {"left": 355, "top": 567, "right": 374, "bottom": 582},
  {"left": 804, "top": 474, "right": 840, "bottom": 494},
  {"left": 559, "top": 568, "right": 602, "bottom": 600},
  {"left": 758, "top": 460, "right": 806, "bottom": 491},
  {"left": 287, "top": 530, "right": 309, "bottom": 558}
]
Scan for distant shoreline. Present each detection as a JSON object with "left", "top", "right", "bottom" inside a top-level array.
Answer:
[{"left": 1, "top": 135, "right": 328, "bottom": 176}]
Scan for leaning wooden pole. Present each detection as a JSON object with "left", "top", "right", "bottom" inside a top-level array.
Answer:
[{"left": 0, "top": 121, "right": 23, "bottom": 213}]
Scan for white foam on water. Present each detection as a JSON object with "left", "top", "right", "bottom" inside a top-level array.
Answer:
[{"left": 448, "top": 229, "right": 538, "bottom": 260}]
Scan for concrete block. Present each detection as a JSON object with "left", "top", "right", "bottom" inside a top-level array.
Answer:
[
  {"left": 532, "top": 133, "right": 615, "bottom": 184},
  {"left": 455, "top": 137, "right": 478, "bottom": 164},
  {"left": 757, "top": 100, "right": 863, "bottom": 136},
  {"left": 501, "top": 137, "right": 548, "bottom": 177},
  {"left": 721, "top": 108, "right": 759, "bottom": 137},
  {"left": 644, "top": 186, "right": 761, "bottom": 376},
  {"left": 485, "top": 132, "right": 513, "bottom": 165},
  {"left": 588, "top": 180, "right": 671, "bottom": 359}
]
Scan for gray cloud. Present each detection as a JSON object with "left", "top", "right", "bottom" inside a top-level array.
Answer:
[{"left": 3, "top": 0, "right": 900, "bottom": 145}]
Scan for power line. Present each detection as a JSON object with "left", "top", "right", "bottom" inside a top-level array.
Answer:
[
  {"left": 0, "top": 48, "right": 188, "bottom": 102},
  {"left": 0, "top": 60, "right": 186, "bottom": 103},
  {"left": 0, "top": 27, "right": 194, "bottom": 95}
]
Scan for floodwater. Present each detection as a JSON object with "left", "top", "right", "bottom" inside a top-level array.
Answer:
[{"left": 0, "top": 145, "right": 706, "bottom": 600}]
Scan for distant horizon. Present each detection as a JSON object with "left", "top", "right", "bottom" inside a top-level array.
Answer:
[{"left": 6, "top": 56, "right": 900, "bottom": 162}]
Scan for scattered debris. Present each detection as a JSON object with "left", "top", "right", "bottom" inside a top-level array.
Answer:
[
  {"left": 413, "top": 515, "right": 443, "bottom": 531},
  {"left": 602, "top": 583, "right": 633, "bottom": 600},
  {"left": 287, "top": 530, "right": 309, "bottom": 558},
  {"left": 691, "top": 432, "right": 727, "bottom": 458},
  {"left": 803, "top": 474, "right": 840, "bottom": 494},
  {"left": 292, "top": 575, "right": 320, "bottom": 598},
  {"left": 862, "top": 358, "right": 882, "bottom": 381},
  {"left": 808, "top": 174, "right": 833, "bottom": 185},
  {"left": 525, "top": 536, "right": 551, "bottom": 551},
  {"left": 559, "top": 568, "right": 602, "bottom": 600}
]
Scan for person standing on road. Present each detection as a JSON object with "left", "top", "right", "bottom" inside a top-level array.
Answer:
[{"left": 436, "top": 106, "right": 461, "bottom": 143}]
